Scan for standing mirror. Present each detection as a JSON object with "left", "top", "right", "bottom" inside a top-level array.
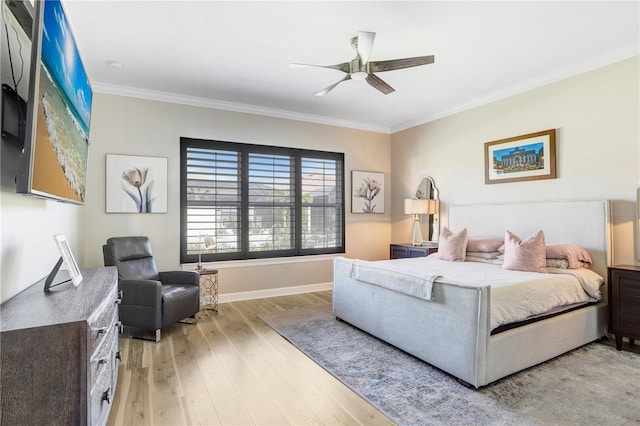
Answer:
[{"left": 414, "top": 176, "right": 440, "bottom": 242}]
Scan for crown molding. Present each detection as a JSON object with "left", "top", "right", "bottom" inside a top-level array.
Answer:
[
  {"left": 391, "top": 47, "right": 639, "bottom": 133},
  {"left": 92, "top": 47, "right": 637, "bottom": 136},
  {"left": 91, "top": 83, "right": 392, "bottom": 134}
]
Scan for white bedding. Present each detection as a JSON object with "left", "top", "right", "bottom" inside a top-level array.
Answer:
[{"left": 348, "top": 256, "right": 603, "bottom": 330}]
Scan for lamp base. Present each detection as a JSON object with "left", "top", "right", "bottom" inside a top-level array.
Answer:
[{"left": 411, "top": 215, "right": 424, "bottom": 246}]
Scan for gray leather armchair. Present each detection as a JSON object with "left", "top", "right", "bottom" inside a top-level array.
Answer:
[{"left": 103, "top": 236, "right": 199, "bottom": 341}]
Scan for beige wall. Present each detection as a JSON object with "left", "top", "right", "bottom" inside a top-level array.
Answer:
[
  {"left": 2, "top": 7, "right": 637, "bottom": 303},
  {"left": 391, "top": 57, "right": 640, "bottom": 266},
  {"left": 82, "top": 94, "right": 391, "bottom": 296}
]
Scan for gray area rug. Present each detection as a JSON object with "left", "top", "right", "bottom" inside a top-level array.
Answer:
[{"left": 259, "top": 305, "right": 640, "bottom": 426}]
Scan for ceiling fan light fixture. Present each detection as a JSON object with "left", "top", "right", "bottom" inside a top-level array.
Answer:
[
  {"left": 291, "top": 30, "right": 434, "bottom": 96},
  {"left": 351, "top": 71, "right": 368, "bottom": 81}
]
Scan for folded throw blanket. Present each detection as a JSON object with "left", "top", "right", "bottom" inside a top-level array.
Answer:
[{"left": 350, "top": 259, "right": 441, "bottom": 301}]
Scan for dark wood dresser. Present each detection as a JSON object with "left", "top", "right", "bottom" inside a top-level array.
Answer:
[
  {"left": 608, "top": 265, "right": 640, "bottom": 351},
  {"left": 1, "top": 267, "right": 121, "bottom": 425},
  {"left": 390, "top": 243, "right": 439, "bottom": 259}
]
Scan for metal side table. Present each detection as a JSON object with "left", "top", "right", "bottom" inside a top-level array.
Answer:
[{"left": 196, "top": 268, "right": 218, "bottom": 316}]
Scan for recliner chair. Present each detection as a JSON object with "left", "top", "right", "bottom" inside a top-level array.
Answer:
[{"left": 103, "top": 236, "right": 200, "bottom": 342}]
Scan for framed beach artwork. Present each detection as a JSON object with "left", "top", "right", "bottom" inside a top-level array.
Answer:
[
  {"left": 352, "top": 171, "right": 384, "bottom": 214},
  {"left": 106, "top": 154, "right": 168, "bottom": 213},
  {"left": 484, "top": 129, "right": 556, "bottom": 184}
]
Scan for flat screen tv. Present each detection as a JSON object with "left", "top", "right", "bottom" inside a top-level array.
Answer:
[{"left": 16, "top": 0, "right": 92, "bottom": 204}]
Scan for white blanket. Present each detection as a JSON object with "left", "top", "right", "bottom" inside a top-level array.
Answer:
[
  {"left": 348, "top": 256, "right": 603, "bottom": 330},
  {"left": 350, "top": 259, "right": 441, "bottom": 301}
]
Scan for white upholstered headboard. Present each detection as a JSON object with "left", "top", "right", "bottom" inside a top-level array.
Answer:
[{"left": 448, "top": 200, "right": 612, "bottom": 280}]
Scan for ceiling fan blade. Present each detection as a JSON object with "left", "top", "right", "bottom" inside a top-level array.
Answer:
[
  {"left": 289, "top": 62, "right": 350, "bottom": 73},
  {"left": 366, "top": 73, "right": 395, "bottom": 95},
  {"left": 369, "top": 55, "right": 435, "bottom": 73},
  {"left": 315, "top": 74, "right": 352, "bottom": 97},
  {"left": 356, "top": 31, "right": 376, "bottom": 64}
]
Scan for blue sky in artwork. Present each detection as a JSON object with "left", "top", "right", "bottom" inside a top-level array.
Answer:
[
  {"left": 493, "top": 142, "right": 544, "bottom": 161},
  {"left": 41, "top": 0, "right": 92, "bottom": 131}
]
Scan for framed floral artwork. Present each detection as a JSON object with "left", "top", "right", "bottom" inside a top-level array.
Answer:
[
  {"left": 352, "top": 170, "right": 384, "bottom": 214},
  {"left": 106, "top": 154, "right": 168, "bottom": 213}
]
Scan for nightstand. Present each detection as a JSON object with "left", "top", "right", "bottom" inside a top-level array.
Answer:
[
  {"left": 390, "top": 243, "right": 438, "bottom": 259},
  {"left": 608, "top": 265, "right": 640, "bottom": 351},
  {"left": 196, "top": 268, "right": 219, "bottom": 316}
]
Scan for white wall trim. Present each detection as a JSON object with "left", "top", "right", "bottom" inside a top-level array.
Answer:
[
  {"left": 182, "top": 253, "right": 343, "bottom": 270},
  {"left": 219, "top": 281, "right": 333, "bottom": 303},
  {"left": 92, "top": 82, "right": 390, "bottom": 134},
  {"left": 390, "top": 47, "right": 639, "bottom": 133}
]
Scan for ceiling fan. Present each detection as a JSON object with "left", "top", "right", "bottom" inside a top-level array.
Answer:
[{"left": 289, "top": 31, "right": 435, "bottom": 97}]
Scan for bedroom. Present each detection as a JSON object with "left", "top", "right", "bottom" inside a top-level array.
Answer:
[{"left": 0, "top": 1, "right": 638, "bottom": 424}]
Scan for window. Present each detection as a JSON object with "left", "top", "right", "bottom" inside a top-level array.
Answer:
[{"left": 180, "top": 138, "right": 345, "bottom": 263}]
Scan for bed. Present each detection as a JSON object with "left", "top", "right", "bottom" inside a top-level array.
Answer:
[{"left": 332, "top": 200, "right": 612, "bottom": 388}]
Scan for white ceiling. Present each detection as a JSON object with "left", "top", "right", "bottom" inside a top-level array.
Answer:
[{"left": 62, "top": 1, "right": 640, "bottom": 133}]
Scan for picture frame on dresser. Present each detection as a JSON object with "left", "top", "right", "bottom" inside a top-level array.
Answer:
[{"left": 45, "top": 234, "right": 83, "bottom": 290}]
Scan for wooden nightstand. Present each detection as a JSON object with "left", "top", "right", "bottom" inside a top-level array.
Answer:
[
  {"left": 390, "top": 243, "right": 438, "bottom": 259},
  {"left": 608, "top": 265, "right": 640, "bottom": 351}
]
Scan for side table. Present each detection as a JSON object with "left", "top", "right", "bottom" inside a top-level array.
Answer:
[
  {"left": 197, "top": 268, "right": 219, "bottom": 316},
  {"left": 390, "top": 243, "right": 439, "bottom": 259},
  {"left": 608, "top": 265, "right": 640, "bottom": 351}
]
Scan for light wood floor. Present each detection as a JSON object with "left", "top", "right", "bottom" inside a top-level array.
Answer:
[{"left": 107, "top": 291, "right": 394, "bottom": 426}]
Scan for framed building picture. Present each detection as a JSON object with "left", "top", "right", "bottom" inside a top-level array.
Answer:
[
  {"left": 484, "top": 129, "right": 556, "bottom": 184},
  {"left": 352, "top": 170, "right": 384, "bottom": 214}
]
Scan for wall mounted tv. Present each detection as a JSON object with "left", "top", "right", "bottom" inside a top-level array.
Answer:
[{"left": 16, "top": 0, "right": 93, "bottom": 204}]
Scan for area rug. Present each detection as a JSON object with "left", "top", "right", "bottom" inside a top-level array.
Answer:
[{"left": 259, "top": 305, "right": 640, "bottom": 426}]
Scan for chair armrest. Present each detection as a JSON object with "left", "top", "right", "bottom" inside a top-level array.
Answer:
[
  {"left": 159, "top": 270, "right": 199, "bottom": 286},
  {"left": 119, "top": 279, "right": 163, "bottom": 307}
]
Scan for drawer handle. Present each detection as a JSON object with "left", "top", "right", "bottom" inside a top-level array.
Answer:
[
  {"left": 115, "top": 321, "right": 123, "bottom": 333},
  {"left": 97, "top": 327, "right": 108, "bottom": 335},
  {"left": 102, "top": 387, "right": 111, "bottom": 404},
  {"left": 116, "top": 350, "right": 122, "bottom": 361},
  {"left": 115, "top": 290, "right": 123, "bottom": 304},
  {"left": 99, "top": 357, "right": 108, "bottom": 365}
]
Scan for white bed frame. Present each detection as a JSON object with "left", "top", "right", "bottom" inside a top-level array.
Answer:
[{"left": 333, "top": 200, "right": 612, "bottom": 388}]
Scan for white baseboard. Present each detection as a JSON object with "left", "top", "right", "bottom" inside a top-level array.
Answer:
[{"left": 219, "top": 282, "right": 332, "bottom": 304}]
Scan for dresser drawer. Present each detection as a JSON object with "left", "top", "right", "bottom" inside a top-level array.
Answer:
[
  {"left": 90, "top": 326, "right": 119, "bottom": 426},
  {"left": 90, "top": 321, "right": 117, "bottom": 382},
  {"left": 89, "top": 289, "right": 121, "bottom": 354}
]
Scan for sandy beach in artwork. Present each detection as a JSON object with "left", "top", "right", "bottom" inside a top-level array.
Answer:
[{"left": 31, "top": 99, "right": 83, "bottom": 202}]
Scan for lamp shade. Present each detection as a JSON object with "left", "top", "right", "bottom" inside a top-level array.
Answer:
[
  {"left": 203, "top": 235, "right": 217, "bottom": 250},
  {"left": 404, "top": 199, "right": 439, "bottom": 215}
]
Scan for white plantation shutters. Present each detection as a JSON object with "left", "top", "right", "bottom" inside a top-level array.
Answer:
[{"left": 181, "top": 138, "right": 344, "bottom": 262}]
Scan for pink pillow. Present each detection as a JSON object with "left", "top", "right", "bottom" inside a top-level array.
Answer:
[
  {"left": 437, "top": 227, "right": 468, "bottom": 261},
  {"left": 546, "top": 244, "right": 592, "bottom": 269},
  {"left": 466, "top": 238, "right": 503, "bottom": 253},
  {"left": 501, "top": 230, "right": 548, "bottom": 273}
]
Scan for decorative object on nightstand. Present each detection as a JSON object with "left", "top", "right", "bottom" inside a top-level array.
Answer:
[
  {"left": 608, "top": 265, "right": 640, "bottom": 351},
  {"left": 197, "top": 268, "right": 219, "bottom": 316},
  {"left": 404, "top": 198, "right": 439, "bottom": 246},
  {"left": 390, "top": 243, "right": 439, "bottom": 259},
  {"left": 413, "top": 175, "right": 440, "bottom": 242}
]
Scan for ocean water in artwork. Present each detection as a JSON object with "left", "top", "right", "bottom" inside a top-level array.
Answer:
[{"left": 38, "top": 64, "right": 89, "bottom": 199}]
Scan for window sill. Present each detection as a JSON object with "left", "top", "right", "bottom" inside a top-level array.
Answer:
[{"left": 182, "top": 253, "right": 345, "bottom": 270}]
